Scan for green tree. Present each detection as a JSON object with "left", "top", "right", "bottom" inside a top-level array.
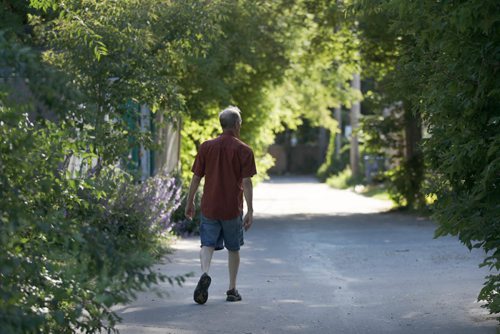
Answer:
[
  {"left": 346, "top": 0, "right": 426, "bottom": 209},
  {"left": 401, "top": 0, "right": 500, "bottom": 315},
  {"left": 178, "top": 1, "right": 292, "bottom": 182},
  {"left": 0, "top": 1, "right": 207, "bottom": 331},
  {"left": 354, "top": 0, "right": 500, "bottom": 316},
  {"left": 178, "top": 0, "right": 363, "bottom": 185}
]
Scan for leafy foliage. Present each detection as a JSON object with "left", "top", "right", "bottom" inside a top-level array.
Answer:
[
  {"left": 0, "top": 1, "right": 191, "bottom": 332},
  {"left": 344, "top": 0, "right": 427, "bottom": 210},
  {"left": 169, "top": 1, "right": 369, "bottom": 239},
  {"left": 178, "top": 0, "right": 363, "bottom": 185},
  {"left": 405, "top": 0, "right": 500, "bottom": 315},
  {"left": 353, "top": 0, "right": 500, "bottom": 316},
  {"left": 0, "top": 88, "right": 184, "bottom": 332},
  {"left": 4, "top": 0, "right": 497, "bottom": 328},
  {"left": 178, "top": 1, "right": 290, "bottom": 183}
]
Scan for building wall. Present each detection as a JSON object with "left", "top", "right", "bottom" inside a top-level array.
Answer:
[{"left": 268, "top": 143, "right": 321, "bottom": 175}]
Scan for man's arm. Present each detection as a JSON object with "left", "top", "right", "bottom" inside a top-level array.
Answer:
[
  {"left": 242, "top": 177, "right": 253, "bottom": 231},
  {"left": 185, "top": 174, "right": 202, "bottom": 220}
]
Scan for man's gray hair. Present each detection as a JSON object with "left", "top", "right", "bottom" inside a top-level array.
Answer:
[{"left": 219, "top": 106, "right": 242, "bottom": 129}]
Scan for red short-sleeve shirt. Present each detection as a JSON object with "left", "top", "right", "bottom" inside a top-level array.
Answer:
[{"left": 192, "top": 131, "right": 257, "bottom": 220}]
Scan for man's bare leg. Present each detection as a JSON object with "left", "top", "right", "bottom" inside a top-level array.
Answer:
[
  {"left": 200, "top": 246, "right": 215, "bottom": 273},
  {"left": 194, "top": 246, "right": 214, "bottom": 304},
  {"left": 228, "top": 250, "right": 240, "bottom": 290}
]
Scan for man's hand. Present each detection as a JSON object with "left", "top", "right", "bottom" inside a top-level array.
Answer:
[
  {"left": 243, "top": 210, "right": 253, "bottom": 231},
  {"left": 185, "top": 175, "right": 202, "bottom": 221},
  {"left": 242, "top": 177, "right": 254, "bottom": 231},
  {"left": 185, "top": 201, "right": 195, "bottom": 220}
]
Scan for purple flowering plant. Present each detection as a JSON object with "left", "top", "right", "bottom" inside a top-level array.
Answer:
[{"left": 112, "top": 172, "right": 182, "bottom": 239}]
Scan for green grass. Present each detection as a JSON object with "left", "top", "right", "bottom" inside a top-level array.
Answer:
[
  {"left": 325, "top": 167, "right": 353, "bottom": 189},
  {"left": 359, "top": 185, "right": 391, "bottom": 201},
  {"left": 325, "top": 168, "right": 391, "bottom": 201}
]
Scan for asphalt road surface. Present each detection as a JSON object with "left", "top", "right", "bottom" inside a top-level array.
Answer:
[{"left": 116, "top": 177, "right": 498, "bottom": 334}]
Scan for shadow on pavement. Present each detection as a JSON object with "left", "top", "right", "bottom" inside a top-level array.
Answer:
[{"left": 115, "top": 210, "right": 497, "bottom": 334}]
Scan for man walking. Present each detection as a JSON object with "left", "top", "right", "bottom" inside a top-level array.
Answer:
[{"left": 184, "top": 106, "right": 257, "bottom": 304}]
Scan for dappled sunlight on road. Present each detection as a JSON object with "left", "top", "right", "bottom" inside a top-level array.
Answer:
[{"left": 254, "top": 176, "right": 392, "bottom": 216}]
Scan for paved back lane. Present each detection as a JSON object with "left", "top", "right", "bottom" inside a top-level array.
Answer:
[{"left": 116, "top": 177, "right": 497, "bottom": 334}]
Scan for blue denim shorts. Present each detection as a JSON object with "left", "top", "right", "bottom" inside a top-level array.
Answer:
[{"left": 200, "top": 214, "right": 244, "bottom": 251}]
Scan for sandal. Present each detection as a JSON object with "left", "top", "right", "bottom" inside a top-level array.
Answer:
[
  {"left": 226, "top": 288, "right": 242, "bottom": 302},
  {"left": 193, "top": 273, "right": 211, "bottom": 304}
]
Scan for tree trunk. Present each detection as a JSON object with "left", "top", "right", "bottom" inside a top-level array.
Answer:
[
  {"left": 403, "top": 102, "right": 424, "bottom": 209},
  {"left": 318, "top": 127, "right": 328, "bottom": 165},
  {"left": 404, "top": 108, "right": 422, "bottom": 162}
]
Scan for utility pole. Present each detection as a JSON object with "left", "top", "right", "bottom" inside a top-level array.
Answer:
[
  {"left": 350, "top": 73, "right": 361, "bottom": 178},
  {"left": 334, "top": 105, "right": 342, "bottom": 160}
]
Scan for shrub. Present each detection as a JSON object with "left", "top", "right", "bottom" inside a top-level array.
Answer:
[
  {"left": 0, "top": 72, "right": 185, "bottom": 333},
  {"left": 326, "top": 167, "right": 355, "bottom": 189}
]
